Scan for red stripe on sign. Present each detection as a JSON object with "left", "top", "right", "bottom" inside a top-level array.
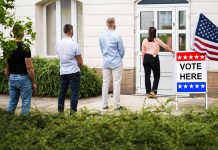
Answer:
[{"left": 176, "top": 52, "right": 206, "bottom": 61}]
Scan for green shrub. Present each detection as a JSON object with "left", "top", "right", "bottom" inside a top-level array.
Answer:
[
  {"left": 0, "top": 57, "right": 102, "bottom": 98},
  {"left": 0, "top": 109, "right": 218, "bottom": 150}
]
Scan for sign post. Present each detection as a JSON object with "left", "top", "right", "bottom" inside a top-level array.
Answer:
[{"left": 176, "top": 52, "right": 207, "bottom": 110}]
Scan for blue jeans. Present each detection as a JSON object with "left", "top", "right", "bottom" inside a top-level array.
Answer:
[
  {"left": 58, "top": 72, "right": 80, "bottom": 112},
  {"left": 7, "top": 74, "right": 32, "bottom": 115}
]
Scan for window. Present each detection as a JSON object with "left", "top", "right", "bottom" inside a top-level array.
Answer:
[
  {"left": 61, "top": 0, "right": 71, "bottom": 38},
  {"left": 44, "top": 0, "right": 83, "bottom": 56},
  {"left": 140, "top": 11, "right": 154, "bottom": 30},
  {"left": 158, "top": 11, "right": 172, "bottom": 30}
]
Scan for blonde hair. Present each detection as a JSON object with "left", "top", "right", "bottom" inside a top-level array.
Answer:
[{"left": 106, "top": 17, "right": 115, "bottom": 28}]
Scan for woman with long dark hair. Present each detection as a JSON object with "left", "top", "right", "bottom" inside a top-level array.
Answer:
[{"left": 142, "top": 27, "right": 174, "bottom": 98}]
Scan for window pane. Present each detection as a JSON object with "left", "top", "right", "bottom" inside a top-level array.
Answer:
[
  {"left": 140, "top": 33, "right": 148, "bottom": 51},
  {"left": 61, "top": 0, "right": 71, "bottom": 38},
  {"left": 158, "top": 11, "right": 172, "bottom": 30},
  {"left": 179, "top": 11, "right": 186, "bottom": 30},
  {"left": 140, "top": 12, "right": 154, "bottom": 30},
  {"left": 158, "top": 33, "right": 172, "bottom": 52},
  {"left": 46, "top": 2, "right": 56, "bottom": 56},
  {"left": 179, "top": 34, "right": 186, "bottom": 51}
]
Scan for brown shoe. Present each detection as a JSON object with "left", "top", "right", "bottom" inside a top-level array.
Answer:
[{"left": 149, "top": 91, "right": 157, "bottom": 99}]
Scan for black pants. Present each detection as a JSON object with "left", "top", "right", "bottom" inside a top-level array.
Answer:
[
  {"left": 58, "top": 72, "right": 81, "bottom": 112},
  {"left": 143, "top": 54, "right": 160, "bottom": 94}
]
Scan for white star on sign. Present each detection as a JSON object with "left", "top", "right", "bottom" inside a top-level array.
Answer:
[
  {"left": 190, "top": 84, "right": 194, "bottom": 88},
  {"left": 184, "top": 55, "right": 187, "bottom": 60},
  {"left": 195, "top": 84, "right": 199, "bottom": 88},
  {"left": 184, "top": 84, "right": 188, "bottom": 88},
  {"left": 195, "top": 55, "right": 199, "bottom": 59},
  {"left": 201, "top": 84, "right": 205, "bottom": 88},
  {"left": 189, "top": 55, "right": 193, "bottom": 59},
  {"left": 178, "top": 55, "right": 182, "bottom": 60},
  {"left": 200, "top": 55, "right": 205, "bottom": 59},
  {"left": 178, "top": 84, "right": 182, "bottom": 88}
]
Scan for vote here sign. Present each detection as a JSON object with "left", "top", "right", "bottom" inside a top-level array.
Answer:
[{"left": 176, "top": 52, "right": 207, "bottom": 93}]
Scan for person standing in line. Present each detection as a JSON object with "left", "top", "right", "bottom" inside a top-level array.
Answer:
[
  {"left": 99, "top": 17, "right": 125, "bottom": 110},
  {"left": 142, "top": 27, "right": 174, "bottom": 98},
  {"left": 6, "top": 23, "right": 37, "bottom": 115},
  {"left": 56, "top": 24, "right": 83, "bottom": 113}
]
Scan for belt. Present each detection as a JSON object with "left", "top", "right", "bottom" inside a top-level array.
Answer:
[{"left": 145, "top": 53, "right": 158, "bottom": 58}]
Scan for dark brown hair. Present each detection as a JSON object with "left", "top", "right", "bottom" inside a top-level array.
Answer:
[
  {"left": 12, "top": 23, "right": 24, "bottom": 40},
  {"left": 148, "top": 27, "right": 156, "bottom": 42},
  {"left": 63, "top": 24, "right": 73, "bottom": 34}
]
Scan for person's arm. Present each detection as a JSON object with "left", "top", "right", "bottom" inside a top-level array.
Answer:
[
  {"left": 75, "top": 44, "right": 83, "bottom": 67},
  {"left": 157, "top": 38, "right": 175, "bottom": 54},
  {"left": 4, "top": 64, "right": 9, "bottom": 78},
  {"left": 117, "top": 36, "right": 125, "bottom": 59},
  {"left": 99, "top": 38, "right": 103, "bottom": 54},
  {"left": 141, "top": 39, "right": 146, "bottom": 60},
  {"left": 76, "top": 55, "right": 83, "bottom": 67},
  {"left": 25, "top": 58, "right": 37, "bottom": 91}
]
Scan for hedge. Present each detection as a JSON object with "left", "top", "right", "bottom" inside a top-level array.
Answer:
[
  {"left": 0, "top": 57, "right": 102, "bottom": 98},
  {"left": 0, "top": 108, "right": 218, "bottom": 150}
]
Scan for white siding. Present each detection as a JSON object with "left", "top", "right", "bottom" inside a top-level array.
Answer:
[
  {"left": 14, "top": 0, "right": 36, "bottom": 56},
  {"left": 82, "top": 0, "right": 135, "bottom": 69},
  {"left": 190, "top": 0, "right": 218, "bottom": 71}
]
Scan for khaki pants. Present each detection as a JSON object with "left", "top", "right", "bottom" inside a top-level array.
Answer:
[{"left": 102, "top": 65, "right": 122, "bottom": 109}]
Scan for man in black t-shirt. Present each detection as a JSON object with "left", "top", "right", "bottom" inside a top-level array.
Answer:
[{"left": 5, "top": 24, "right": 37, "bottom": 115}]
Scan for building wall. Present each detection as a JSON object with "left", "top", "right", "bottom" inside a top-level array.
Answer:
[
  {"left": 11, "top": 0, "right": 218, "bottom": 96},
  {"left": 82, "top": 0, "right": 136, "bottom": 94},
  {"left": 82, "top": 0, "right": 136, "bottom": 69},
  {"left": 190, "top": 0, "right": 218, "bottom": 71},
  {"left": 14, "top": 0, "right": 36, "bottom": 56}
]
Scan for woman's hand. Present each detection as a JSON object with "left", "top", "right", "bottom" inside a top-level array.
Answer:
[{"left": 171, "top": 50, "right": 175, "bottom": 55}]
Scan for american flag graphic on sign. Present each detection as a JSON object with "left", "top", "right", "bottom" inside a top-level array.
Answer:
[{"left": 193, "top": 13, "right": 218, "bottom": 61}]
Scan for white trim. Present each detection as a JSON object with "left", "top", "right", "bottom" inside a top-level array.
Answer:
[
  {"left": 43, "top": 4, "right": 46, "bottom": 57},
  {"left": 56, "top": 0, "right": 61, "bottom": 43},
  {"left": 72, "top": 0, "right": 77, "bottom": 42},
  {"left": 137, "top": 4, "right": 189, "bottom": 9}
]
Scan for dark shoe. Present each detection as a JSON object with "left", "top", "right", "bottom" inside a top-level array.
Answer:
[
  {"left": 103, "top": 106, "right": 109, "bottom": 110},
  {"left": 70, "top": 109, "right": 77, "bottom": 115},
  {"left": 114, "top": 106, "right": 125, "bottom": 110}
]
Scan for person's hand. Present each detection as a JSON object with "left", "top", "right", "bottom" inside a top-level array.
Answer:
[
  {"left": 171, "top": 50, "right": 175, "bottom": 55},
  {"left": 32, "top": 83, "right": 37, "bottom": 91}
]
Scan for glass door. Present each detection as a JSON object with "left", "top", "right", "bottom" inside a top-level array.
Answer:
[{"left": 136, "top": 6, "right": 190, "bottom": 95}]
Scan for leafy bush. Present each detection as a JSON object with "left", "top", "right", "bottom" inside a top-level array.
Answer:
[
  {"left": 0, "top": 108, "right": 217, "bottom": 150},
  {"left": 0, "top": 57, "right": 102, "bottom": 98}
]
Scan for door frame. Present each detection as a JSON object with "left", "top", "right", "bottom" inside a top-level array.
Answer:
[{"left": 135, "top": 4, "right": 190, "bottom": 95}]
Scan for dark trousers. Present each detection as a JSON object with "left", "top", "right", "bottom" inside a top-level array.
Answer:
[
  {"left": 143, "top": 54, "right": 160, "bottom": 94},
  {"left": 58, "top": 72, "right": 80, "bottom": 112}
]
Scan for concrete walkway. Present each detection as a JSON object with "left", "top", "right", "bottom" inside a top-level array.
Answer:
[{"left": 0, "top": 94, "right": 217, "bottom": 113}]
